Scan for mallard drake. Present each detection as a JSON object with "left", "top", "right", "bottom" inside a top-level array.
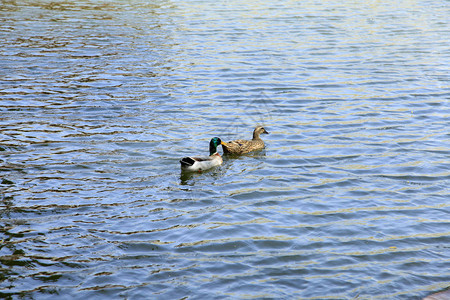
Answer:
[
  {"left": 221, "top": 126, "right": 269, "bottom": 155},
  {"left": 180, "top": 137, "right": 225, "bottom": 172}
]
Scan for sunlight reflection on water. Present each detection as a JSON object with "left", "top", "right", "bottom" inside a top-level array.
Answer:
[{"left": 0, "top": 0, "right": 449, "bottom": 299}]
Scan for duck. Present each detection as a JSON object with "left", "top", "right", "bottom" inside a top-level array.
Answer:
[
  {"left": 180, "top": 137, "right": 225, "bottom": 172},
  {"left": 221, "top": 126, "right": 269, "bottom": 155}
]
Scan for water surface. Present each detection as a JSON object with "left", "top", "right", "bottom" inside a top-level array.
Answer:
[{"left": 1, "top": 0, "right": 449, "bottom": 299}]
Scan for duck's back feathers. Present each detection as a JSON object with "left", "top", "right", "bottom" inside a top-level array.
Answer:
[
  {"left": 180, "top": 154, "right": 222, "bottom": 172},
  {"left": 222, "top": 140, "right": 264, "bottom": 155},
  {"left": 222, "top": 126, "right": 269, "bottom": 155}
]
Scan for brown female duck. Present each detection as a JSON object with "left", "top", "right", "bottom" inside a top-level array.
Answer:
[{"left": 221, "top": 126, "right": 269, "bottom": 155}]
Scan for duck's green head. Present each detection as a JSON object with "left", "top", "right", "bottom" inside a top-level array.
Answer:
[{"left": 209, "top": 137, "right": 224, "bottom": 155}]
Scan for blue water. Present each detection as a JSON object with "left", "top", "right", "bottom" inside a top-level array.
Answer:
[{"left": 1, "top": 1, "right": 449, "bottom": 299}]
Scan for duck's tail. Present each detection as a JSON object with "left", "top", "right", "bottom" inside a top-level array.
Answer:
[{"left": 180, "top": 157, "right": 195, "bottom": 167}]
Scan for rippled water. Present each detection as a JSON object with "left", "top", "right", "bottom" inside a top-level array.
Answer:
[{"left": 1, "top": 0, "right": 449, "bottom": 299}]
